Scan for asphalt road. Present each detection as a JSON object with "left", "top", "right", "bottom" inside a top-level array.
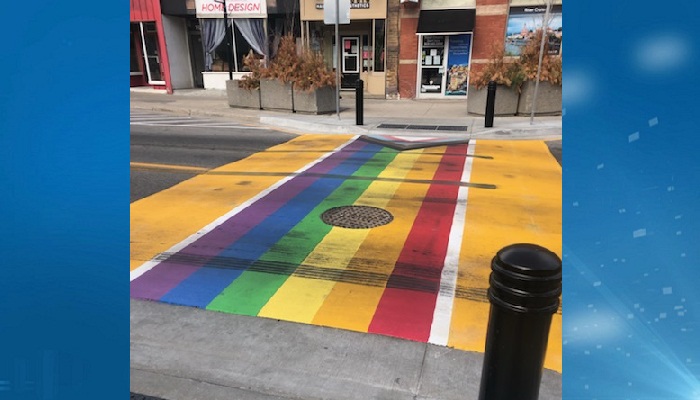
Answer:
[
  {"left": 130, "top": 123, "right": 295, "bottom": 202},
  {"left": 129, "top": 115, "right": 295, "bottom": 400}
]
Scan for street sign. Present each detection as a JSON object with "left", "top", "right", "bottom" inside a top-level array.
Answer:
[{"left": 324, "top": 0, "right": 350, "bottom": 24}]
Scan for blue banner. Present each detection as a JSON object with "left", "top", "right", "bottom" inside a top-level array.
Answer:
[{"left": 446, "top": 34, "right": 471, "bottom": 96}]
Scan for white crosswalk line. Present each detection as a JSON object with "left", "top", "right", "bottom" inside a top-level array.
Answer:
[{"left": 129, "top": 111, "right": 267, "bottom": 130}]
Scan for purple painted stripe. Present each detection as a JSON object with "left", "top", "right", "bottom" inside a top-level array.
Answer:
[{"left": 130, "top": 138, "right": 365, "bottom": 300}]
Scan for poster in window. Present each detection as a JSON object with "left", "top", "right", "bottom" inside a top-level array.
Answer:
[
  {"left": 505, "top": 5, "right": 562, "bottom": 56},
  {"left": 446, "top": 34, "right": 471, "bottom": 96}
]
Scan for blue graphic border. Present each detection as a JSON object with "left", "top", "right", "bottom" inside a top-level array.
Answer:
[
  {"left": 564, "top": 1, "right": 699, "bottom": 398},
  {"left": 0, "top": 1, "right": 128, "bottom": 398}
]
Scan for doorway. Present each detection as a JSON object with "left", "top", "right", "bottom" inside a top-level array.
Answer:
[
  {"left": 341, "top": 36, "right": 360, "bottom": 89},
  {"left": 187, "top": 18, "right": 205, "bottom": 88},
  {"left": 138, "top": 22, "right": 165, "bottom": 85}
]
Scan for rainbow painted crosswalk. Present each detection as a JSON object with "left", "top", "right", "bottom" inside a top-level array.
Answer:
[{"left": 130, "top": 135, "right": 562, "bottom": 371}]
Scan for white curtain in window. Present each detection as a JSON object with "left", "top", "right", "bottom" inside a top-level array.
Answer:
[
  {"left": 234, "top": 19, "right": 267, "bottom": 61},
  {"left": 201, "top": 18, "right": 231, "bottom": 71}
]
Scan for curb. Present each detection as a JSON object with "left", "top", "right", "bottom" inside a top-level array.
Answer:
[{"left": 131, "top": 104, "right": 562, "bottom": 140}]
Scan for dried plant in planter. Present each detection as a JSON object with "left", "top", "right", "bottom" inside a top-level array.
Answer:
[
  {"left": 518, "top": 30, "right": 562, "bottom": 86},
  {"left": 261, "top": 34, "right": 336, "bottom": 91},
  {"left": 294, "top": 50, "right": 336, "bottom": 91},
  {"left": 236, "top": 34, "right": 336, "bottom": 92},
  {"left": 469, "top": 43, "right": 525, "bottom": 90},
  {"left": 261, "top": 35, "right": 301, "bottom": 83},
  {"left": 237, "top": 51, "right": 263, "bottom": 90}
]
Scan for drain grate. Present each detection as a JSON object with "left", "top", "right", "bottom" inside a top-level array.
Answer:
[
  {"left": 321, "top": 206, "right": 394, "bottom": 229},
  {"left": 406, "top": 125, "right": 438, "bottom": 130},
  {"left": 377, "top": 123, "right": 409, "bottom": 129},
  {"left": 437, "top": 125, "right": 469, "bottom": 131}
]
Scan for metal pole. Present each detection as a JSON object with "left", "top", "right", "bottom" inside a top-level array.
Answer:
[
  {"left": 335, "top": 0, "right": 341, "bottom": 120},
  {"left": 478, "top": 243, "right": 562, "bottom": 400},
  {"left": 530, "top": 0, "right": 551, "bottom": 125}
]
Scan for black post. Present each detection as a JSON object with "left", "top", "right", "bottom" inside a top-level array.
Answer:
[
  {"left": 223, "top": 0, "right": 233, "bottom": 80},
  {"left": 356, "top": 79, "right": 364, "bottom": 126},
  {"left": 478, "top": 243, "right": 562, "bottom": 400},
  {"left": 485, "top": 80, "right": 496, "bottom": 128}
]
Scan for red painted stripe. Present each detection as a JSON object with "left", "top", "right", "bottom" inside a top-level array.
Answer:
[{"left": 368, "top": 143, "right": 468, "bottom": 341}]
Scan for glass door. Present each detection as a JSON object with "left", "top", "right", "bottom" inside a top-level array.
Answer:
[
  {"left": 342, "top": 37, "right": 360, "bottom": 74},
  {"left": 419, "top": 35, "right": 446, "bottom": 97},
  {"left": 139, "top": 22, "right": 165, "bottom": 85}
]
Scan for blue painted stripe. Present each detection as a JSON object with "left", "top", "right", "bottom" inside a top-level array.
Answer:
[{"left": 159, "top": 142, "right": 385, "bottom": 308}]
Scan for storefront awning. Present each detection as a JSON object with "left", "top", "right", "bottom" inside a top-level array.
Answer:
[{"left": 416, "top": 9, "right": 475, "bottom": 34}]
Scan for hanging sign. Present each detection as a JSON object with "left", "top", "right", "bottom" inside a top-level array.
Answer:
[
  {"left": 195, "top": 0, "right": 267, "bottom": 17},
  {"left": 319, "top": 0, "right": 368, "bottom": 11}
]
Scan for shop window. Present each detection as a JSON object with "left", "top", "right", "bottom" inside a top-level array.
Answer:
[
  {"left": 420, "top": 35, "right": 444, "bottom": 94},
  {"left": 362, "top": 35, "right": 370, "bottom": 72},
  {"left": 207, "top": 22, "right": 256, "bottom": 72},
  {"left": 373, "top": 19, "right": 385, "bottom": 72},
  {"left": 505, "top": 5, "right": 562, "bottom": 56}
]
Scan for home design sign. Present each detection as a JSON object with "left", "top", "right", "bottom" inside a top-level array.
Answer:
[{"left": 195, "top": 0, "right": 267, "bottom": 17}]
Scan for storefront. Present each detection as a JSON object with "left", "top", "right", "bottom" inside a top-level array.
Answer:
[
  {"left": 396, "top": 0, "right": 475, "bottom": 99},
  {"left": 414, "top": 8, "right": 474, "bottom": 98},
  {"left": 131, "top": 0, "right": 172, "bottom": 92},
  {"left": 194, "top": 0, "right": 269, "bottom": 89},
  {"left": 300, "top": 0, "right": 387, "bottom": 95}
]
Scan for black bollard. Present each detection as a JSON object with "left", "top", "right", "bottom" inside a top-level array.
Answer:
[
  {"left": 356, "top": 79, "right": 364, "bottom": 126},
  {"left": 478, "top": 243, "right": 562, "bottom": 400},
  {"left": 485, "top": 80, "right": 497, "bottom": 128}
]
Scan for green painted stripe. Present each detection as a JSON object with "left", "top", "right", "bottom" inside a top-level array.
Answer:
[{"left": 206, "top": 149, "right": 399, "bottom": 315}]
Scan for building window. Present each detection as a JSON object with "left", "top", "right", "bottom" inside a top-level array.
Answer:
[
  {"left": 505, "top": 5, "right": 562, "bottom": 56},
  {"left": 373, "top": 19, "right": 385, "bottom": 72},
  {"left": 130, "top": 24, "right": 141, "bottom": 74},
  {"left": 207, "top": 25, "right": 255, "bottom": 71}
]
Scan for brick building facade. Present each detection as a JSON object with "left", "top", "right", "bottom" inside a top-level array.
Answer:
[{"left": 395, "top": 0, "right": 561, "bottom": 99}]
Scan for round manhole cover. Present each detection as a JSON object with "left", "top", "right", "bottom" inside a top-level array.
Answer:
[{"left": 321, "top": 206, "right": 394, "bottom": 229}]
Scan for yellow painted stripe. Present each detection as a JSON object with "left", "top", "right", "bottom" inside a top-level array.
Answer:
[
  {"left": 130, "top": 135, "right": 354, "bottom": 271},
  {"left": 257, "top": 149, "right": 427, "bottom": 323},
  {"left": 310, "top": 148, "right": 449, "bottom": 332},
  {"left": 130, "top": 162, "right": 209, "bottom": 173},
  {"left": 447, "top": 140, "right": 562, "bottom": 372}
]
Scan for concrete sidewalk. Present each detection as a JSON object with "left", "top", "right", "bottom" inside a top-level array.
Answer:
[
  {"left": 130, "top": 88, "right": 562, "bottom": 140},
  {"left": 131, "top": 300, "right": 562, "bottom": 400}
]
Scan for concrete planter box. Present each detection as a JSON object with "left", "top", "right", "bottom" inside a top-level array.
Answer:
[
  {"left": 517, "top": 81, "right": 562, "bottom": 116},
  {"left": 467, "top": 84, "right": 519, "bottom": 116},
  {"left": 260, "top": 79, "right": 294, "bottom": 111},
  {"left": 292, "top": 86, "right": 337, "bottom": 114},
  {"left": 226, "top": 80, "right": 261, "bottom": 109}
]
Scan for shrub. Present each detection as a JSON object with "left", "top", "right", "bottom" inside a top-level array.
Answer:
[
  {"left": 517, "top": 30, "right": 562, "bottom": 86},
  {"left": 238, "top": 51, "right": 263, "bottom": 90},
  {"left": 469, "top": 43, "right": 525, "bottom": 90}
]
